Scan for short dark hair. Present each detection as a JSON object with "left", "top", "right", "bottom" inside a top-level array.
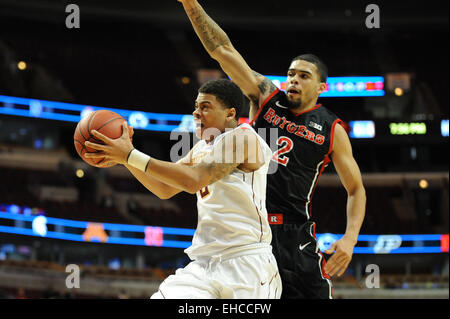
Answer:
[
  {"left": 291, "top": 54, "right": 328, "bottom": 83},
  {"left": 198, "top": 79, "right": 245, "bottom": 120}
]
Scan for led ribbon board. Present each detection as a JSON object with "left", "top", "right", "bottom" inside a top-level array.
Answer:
[
  {"left": 0, "top": 207, "right": 194, "bottom": 248},
  {"left": 440, "top": 119, "right": 448, "bottom": 137},
  {"left": 0, "top": 95, "right": 191, "bottom": 132},
  {"left": 389, "top": 122, "right": 427, "bottom": 135},
  {"left": 0, "top": 208, "right": 447, "bottom": 254},
  {"left": 0, "top": 77, "right": 384, "bottom": 133},
  {"left": 348, "top": 121, "right": 376, "bottom": 138},
  {"left": 265, "top": 76, "right": 385, "bottom": 97}
]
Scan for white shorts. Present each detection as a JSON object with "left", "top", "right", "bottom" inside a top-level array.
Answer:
[{"left": 151, "top": 247, "right": 281, "bottom": 299}]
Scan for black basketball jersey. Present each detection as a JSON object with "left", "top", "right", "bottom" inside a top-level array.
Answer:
[{"left": 251, "top": 89, "right": 342, "bottom": 223}]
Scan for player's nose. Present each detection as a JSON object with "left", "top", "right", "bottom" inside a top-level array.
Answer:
[{"left": 289, "top": 76, "right": 299, "bottom": 85}]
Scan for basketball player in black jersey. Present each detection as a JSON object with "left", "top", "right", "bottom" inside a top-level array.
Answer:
[{"left": 178, "top": 0, "right": 366, "bottom": 299}]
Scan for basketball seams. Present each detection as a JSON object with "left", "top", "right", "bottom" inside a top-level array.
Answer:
[
  {"left": 78, "top": 124, "right": 87, "bottom": 142},
  {"left": 87, "top": 111, "right": 98, "bottom": 139},
  {"left": 74, "top": 139, "right": 86, "bottom": 152},
  {"left": 74, "top": 110, "right": 125, "bottom": 167},
  {"left": 96, "top": 117, "right": 124, "bottom": 135}
]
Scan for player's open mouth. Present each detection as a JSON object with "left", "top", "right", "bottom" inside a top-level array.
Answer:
[{"left": 287, "top": 88, "right": 300, "bottom": 97}]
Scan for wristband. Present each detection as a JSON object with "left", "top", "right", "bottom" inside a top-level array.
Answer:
[{"left": 127, "top": 149, "right": 151, "bottom": 172}]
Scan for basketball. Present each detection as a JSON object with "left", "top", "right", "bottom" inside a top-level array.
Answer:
[{"left": 73, "top": 110, "right": 133, "bottom": 167}]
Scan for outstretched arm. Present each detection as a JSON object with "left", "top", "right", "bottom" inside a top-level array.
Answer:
[
  {"left": 124, "top": 164, "right": 184, "bottom": 200},
  {"left": 323, "top": 124, "right": 366, "bottom": 277},
  {"left": 178, "top": 0, "right": 277, "bottom": 120},
  {"left": 85, "top": 122, "right": 261, "bottom": 195}
]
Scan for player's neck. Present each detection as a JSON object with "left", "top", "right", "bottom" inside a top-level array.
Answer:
[{"left": 205, "top": 123, "right": 238, "bottom": 143}]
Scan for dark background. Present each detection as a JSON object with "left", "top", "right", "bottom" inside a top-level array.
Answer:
[{"left": 0, "top": 0, "right": 448, "bottom": 299}]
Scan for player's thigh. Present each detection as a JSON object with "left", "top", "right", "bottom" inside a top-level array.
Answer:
[
  {"left": 151, "top": 261, "right": 217, "bottom": 299},
  {"left": 219, "top": 253, "right": 282, "bottom": 299}
]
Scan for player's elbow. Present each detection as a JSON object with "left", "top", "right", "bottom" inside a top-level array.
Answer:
[
  {"left": 360, "top": 186, "right": 367, "bottom": 201},
  {"left": 348, "top": 183, "right": 366, "bottom": 200},
  {"left": 156, "top": 192, "right": 174, "bottom": 200},
  {"left": 185, "top": 183, "right": 200, "bottom": 194},
  {"left": 185, "top": 175, "right": 210, "bottom": 194},
  {"left": 147, "top": 188, "right": 175, "bottom": 200},
  {"left": 209, "top": 44, "right": 234, "bottom": 61},
  {"left": 182, "top": 177, "right": 202, "bottom": 194}
]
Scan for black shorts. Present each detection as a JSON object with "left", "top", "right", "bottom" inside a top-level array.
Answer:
[{"left": 270, "top": 220, "right": 333, "bottom": 299}]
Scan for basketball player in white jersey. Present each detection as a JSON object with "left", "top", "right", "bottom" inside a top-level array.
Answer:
[{"left": 84, "top": 79, "right": 282, "bottom": 299}]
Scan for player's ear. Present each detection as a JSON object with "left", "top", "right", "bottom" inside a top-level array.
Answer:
[
  {"left": 317, "top": 82, "right": 327, "bottom": 95},
  {"left": 226, "top": 107, "right": 236, "bottom": 122}
]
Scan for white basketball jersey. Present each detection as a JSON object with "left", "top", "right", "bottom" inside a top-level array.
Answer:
[{"left": 184, "top": 123, "right": 274, "bottom": 260}]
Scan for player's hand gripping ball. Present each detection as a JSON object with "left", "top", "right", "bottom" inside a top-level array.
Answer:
[{"left": 73, "top": 110, "right": 133, "bottom": 167}]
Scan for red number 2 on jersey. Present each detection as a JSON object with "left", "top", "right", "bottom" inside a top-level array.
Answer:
[{"left": 272, "top": 136, "right": 293, "bottom": 166}]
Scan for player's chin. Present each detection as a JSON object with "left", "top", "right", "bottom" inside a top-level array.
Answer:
[
  {"left": 194, "top": 128, "right": 202, "bottom": 139},
  {"left": 286, "top": 98, "right": 302, "bottom": 109},
  {"left": 286, "top": 94, "right": 301, "bottom": 104}
]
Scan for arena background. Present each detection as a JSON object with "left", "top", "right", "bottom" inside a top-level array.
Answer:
[{"left": 0, "top": 0, "right": 448, "bottom": 300}]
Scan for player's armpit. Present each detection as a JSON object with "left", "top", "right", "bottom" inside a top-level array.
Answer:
[
  {"left": 252, "top": 71, "right": 279, "bottom": 98},
  {"left": 248, "top": 70, "right": 279, "bottom": 121},
  {"left": 176, "top": 140, "right": 201, "bottom": 166}
]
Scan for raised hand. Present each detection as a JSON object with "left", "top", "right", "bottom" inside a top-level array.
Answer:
[{"left": 84, "top": 122, "right": 134, "bottom": 167}]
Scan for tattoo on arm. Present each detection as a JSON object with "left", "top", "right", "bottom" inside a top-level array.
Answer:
[
  {"left": 186, "top": 5, "right": 231, "bottom": 53},
  {"left": 192, "top": 132, "right": 247, "bottom": 186},
  {"left": 252, "top": 70, "right": 278, "bottom": 96},
  {"left": 193, "top": 161, "right": 238, "bottom": 186}
]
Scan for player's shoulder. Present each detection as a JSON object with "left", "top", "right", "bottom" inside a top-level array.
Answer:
[
  {"left": 222, "top": 123, "right": 260, "bottom": 144},
  {"left": 224, "top": 124, "right": 269, "bottom": 148},
  {"left": 237, "top": 122, "right": 256, "bottom": 132},
  {"left": 315, "top": 104, "right": 340, "bottom": 118},
  {"left": 264, "top": 89, "right": 286, "bottom": 106},
  {"left": 177, "top": 140, "right": 205, "bottom": 165}
]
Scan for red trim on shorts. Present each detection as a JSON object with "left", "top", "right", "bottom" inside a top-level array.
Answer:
[
  {"left": 249, "top": 88, "right": 280, "bottom": 126},
  {"left": 319, "top": 251, "right": 331, "bottom": 280},
  {"left": 312, "top": 223, "right": 331, "bottom": 280}
]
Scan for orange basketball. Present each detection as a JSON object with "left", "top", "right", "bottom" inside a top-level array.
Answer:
[{"left": 73, "top": 110, "right": 133, "bottom": 167}]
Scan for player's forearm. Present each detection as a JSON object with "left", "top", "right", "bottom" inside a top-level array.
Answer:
[
  {"left": 124, "top": 164, "right": 182, "bottom": 199},
  {"left": 181, "top": 0, "right": 231, "bottom": 56},
  {"left": 143, "top": 157, "right": 204, "bottom": 194},
  {"left": 344, "top": 186, "right": 366, "bottom": 243}
]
